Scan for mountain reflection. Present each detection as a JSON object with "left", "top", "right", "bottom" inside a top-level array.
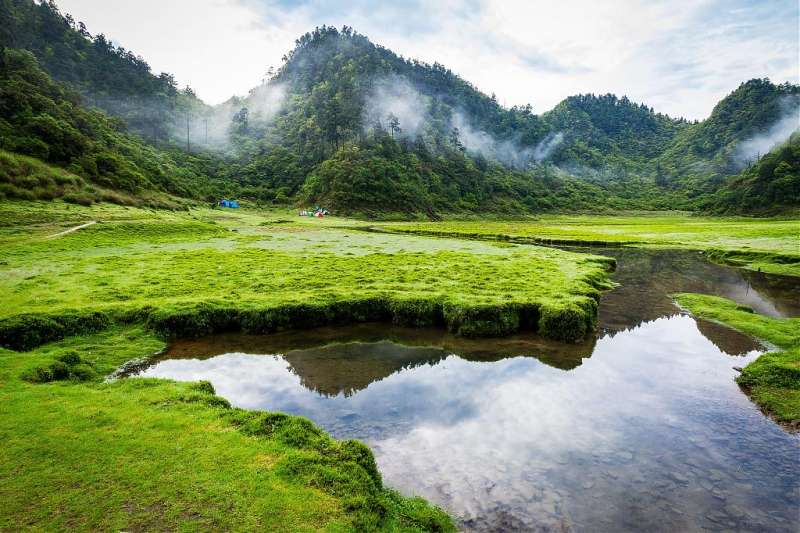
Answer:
[
  {"left": 569, "top": 247, "right": 800, "bottom": 334},
  {"left": 163, "top": 324, "right": 597, "bottom": 397}
]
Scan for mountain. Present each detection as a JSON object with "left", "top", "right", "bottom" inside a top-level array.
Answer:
[
  {"left": 709, "top": 132, "right": 800, "bottom": 214},
  {"left": 0, "top": 2, "right": 798, "bottom": 216},
  {"left": 0, "top": 48, "right": 224, "bottom": 205},
  {"left": 224, "top": 25, "right": 677, "bottom": 214},
  {"left": 542, "top": 93, "right": 690, "bottom": 169},
  {"left": 657, "top": 79, "right": 800, "bottom": 199},
  {"left": 0, "top": 0, "right": 210, "bottom": 146},
  {"left": 225, "top": 26, "right": 798, "bottom": 214}
]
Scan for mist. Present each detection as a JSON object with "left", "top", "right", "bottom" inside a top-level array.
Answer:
[
  {"left": 199, "top": 81, "right": 288, "bottom": 149},
  {"left": 363, "top": 76, "right": 430, "bottom": 138},
  {"left": 452, "top": 112, "right": 563, "bottom": 168},
  {"left": 363, "top": 76, "right": 564, "bottom": 169},
  {"left": 86, "top": 80, "right": 288, "bottom": 153},
  {"left": 734, "top": 98, "right": 799, "bottom": 168}
]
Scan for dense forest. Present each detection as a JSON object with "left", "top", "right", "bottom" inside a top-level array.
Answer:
[
  {"left": 710, "top": 132, "right": 800, "bottom": 214},
  {"left": 0, "top": 1, "right": 797, "bottom": 215}
]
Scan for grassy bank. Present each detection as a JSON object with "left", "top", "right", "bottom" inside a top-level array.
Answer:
[
  {"left": 0, "top": 326, "right": 454, "bottom": 531},
  {"left": 374, "top": 214, "right": 800, "bottom": 276},
  {"left": 674, "top": 294, "right": 800, "bottom": 428},
  {"left": 0, "top": 199, "right": 620, "bottom": 530},
  {"left": 0, "top": 201, "right": 614, "bottom": 345}
]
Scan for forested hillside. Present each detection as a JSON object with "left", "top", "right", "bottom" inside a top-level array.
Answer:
[
  {"left": 0, "top": 48, "right": 226, "bottom": 205},
  {"left": 225, "top": 26, "right": 798, "bottom": 214},
  {"left": 225, "top": 26, "right": 678, "bottom": 213},
  {"left": 0, "top": 1, "right": 797, "bottom": 215},
  {"left": 543, "top": 94, "right": 690, "bottom": 169},
  {"left": 657, "top": 79, "right": 800, "bottom": 201},
  {"left": 710, "top": 132, "right": 800, "bottom": 214},
  {"left": 0, "top": 0, "right": 208, "bottom": 145}
]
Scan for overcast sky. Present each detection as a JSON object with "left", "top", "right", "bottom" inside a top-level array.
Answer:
[{"left": 55, "top": 0, "right": 798, "bottom": 120}]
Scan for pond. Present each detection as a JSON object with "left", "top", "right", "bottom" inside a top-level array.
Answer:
[{"left": 135, "top": 247, "right": 800, "bottom": 532}]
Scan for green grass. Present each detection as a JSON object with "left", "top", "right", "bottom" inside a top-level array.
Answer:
[
  {"left": 0, "top": 327, "right": 454, "bottom": 531},
  {"left": 674, "top": 293, "right": 800, "bottom": 426},
  {"left": 0, "top": 199, "right": 622, "bottom": 530},
  {"left": 0, "top": 149, "right": 189, "bottom": 209},
  {"left": 4, "top": 199, "right": 794, "bottom": 529},
  {"left": 0, "top": 201, "right": 614, "bottom": 344},
  {"left": 376, "top": 213, "right": 800, "bottom": 276}
]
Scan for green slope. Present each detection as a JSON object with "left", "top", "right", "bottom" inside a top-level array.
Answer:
[
  {"left": 710, "top": 132, "right": 800, "bottom": 214},
  {"left": 0, "top": 48, "right": 226, "bottom": 203},
  {"left": 2, "top": 1, "right": 798, "bottom": 215}
]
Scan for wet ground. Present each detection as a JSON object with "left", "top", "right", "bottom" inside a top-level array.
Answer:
[{"left": 135, "top": 247, "right": 800, "bottom": 532}]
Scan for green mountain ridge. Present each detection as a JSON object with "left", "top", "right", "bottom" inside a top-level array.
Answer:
[
  {"left": 710, "top": 132, "right": 800, "bottom": 214},
  {"left": 0, "top": 48, "right": 225, "bottom": 206},
  {"left": 0, "top": 2, "right": 798, "bottom": 215}
]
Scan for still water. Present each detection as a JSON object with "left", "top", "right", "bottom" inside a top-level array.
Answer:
[{"left": 137, "top": 248, "right": 800, "bottom": 532}]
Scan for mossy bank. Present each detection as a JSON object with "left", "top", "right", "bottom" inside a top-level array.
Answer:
[
  {"left": 0, "top": 201, "right": 615, "bottom": 349},
  {"left": 0, "top": 200, "right": 619, "bottom": 531},
  {"left": 0, "top": 325, "right": 455, "bottom": 531}
]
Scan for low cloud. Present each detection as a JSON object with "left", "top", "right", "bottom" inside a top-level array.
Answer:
[
  {"left": 734, "top": 98, "right": 799, "bottom": 167},
  {"left": 452, "top": 112, "right": 562, "bottom": 168},
  {"left": 532, "top": 132, "right": 564, "bottom": 161},
  {"left": 363, "top": 77, "right": 430, "bottom": 138}
]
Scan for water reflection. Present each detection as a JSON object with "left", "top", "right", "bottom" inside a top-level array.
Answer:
[
  {"left": 165, "top": 325, "right": 597, "bottom": 396},
  {"left": 571, "top": 247, "right": 800, "bottom": 332},
  {"left": 140, "top": 316, "right": 798, "bottom": 531},
  {"left": 135, "top": 248, "right": 800, "bottom": 531}
]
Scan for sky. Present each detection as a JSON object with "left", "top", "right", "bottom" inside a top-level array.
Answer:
[{"left": 55, "top": 0, "right": 799, "bottom": 120}]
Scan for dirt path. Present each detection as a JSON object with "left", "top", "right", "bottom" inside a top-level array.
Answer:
[{"left": 46, "top": 220, "right": 97, "bottom": 239}]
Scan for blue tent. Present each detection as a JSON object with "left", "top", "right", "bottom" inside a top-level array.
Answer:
[{"left": 219, "top": 199, "right": 239, "bottom": 208}]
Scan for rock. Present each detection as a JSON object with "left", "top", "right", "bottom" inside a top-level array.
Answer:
[
  {"left": 670, "top": 472, "right": 689, "bottom": 483},
  {"left": 711, "top": 488, "right": 727, "bottom": 501},
  {"left": 724, "top": 504, "right": 746, "bottom": 518}
]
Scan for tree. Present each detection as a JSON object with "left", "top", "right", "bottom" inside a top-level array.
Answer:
[
  {"left": 654, "top": 162, "right": 667, "bottom": 187},
  {"left": 387, "top": 113, "right": 401, "bottom": 138},
  {"left": 450, "top": 127, "right": 464, "bottom": 152},
  {"left": 232, "top": 107, "right": 249, "bottom": 134}
]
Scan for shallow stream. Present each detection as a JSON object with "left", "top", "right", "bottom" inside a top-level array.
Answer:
[{"left": 136, "top": 247, "right": 800, "bottom": 532}]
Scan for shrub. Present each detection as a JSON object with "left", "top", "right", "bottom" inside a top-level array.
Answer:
[
  {"left": 0, "top": 311, "right": 111, "bottom": 351},
  {"left": 69, "top": 364, "right": 96, "bottom": 381},
  {"left": 57, "top": 351, "right": 82, "bottom": 366},
  {"left": 21, "top": 349, "right": 98, "bottom": 383},
  {"left": 63, "top": 192, "right": 94, "bottom": 206},
  {"left": 21, "top": 365, "right": 55, "bottom": 383}
]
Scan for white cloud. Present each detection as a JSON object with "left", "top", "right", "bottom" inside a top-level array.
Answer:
[
  {"left": 55, "top": 0, "right": 303, "bottom": 103},
  {"left": 735, "top": 100, "right": 800, "bottom": 166},
  {"left": 55, "top": 0, "right": 799, "bottom": 120}
]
